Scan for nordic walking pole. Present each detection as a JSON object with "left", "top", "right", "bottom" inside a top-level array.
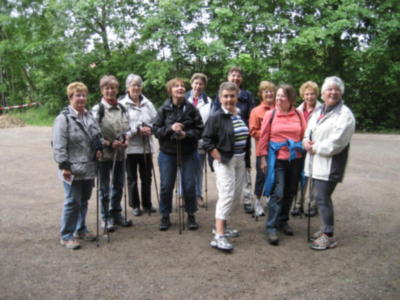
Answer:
[
  {"left": 122, "top": 153, "right": 133, "bottom": 227},
  {"left": 145, "top": 136, "right": 160, "bottom": 207},
  {"left": 307, "top": 131, "right": 314, "bottom": 242},
  {"left": 204, "top": 153, "right": 208, "bottom": 210},
  {"left": 96, "top": 164, "right": 100, "bottom": 247},
  {"left": 176, "top": 140, "right": 184, "bottom": 234},
  {"left": 142, "top": 134, "right": 150, "bottom": 216}
]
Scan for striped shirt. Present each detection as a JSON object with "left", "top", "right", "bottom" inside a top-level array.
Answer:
[{"left": 231, "top": 114, "right": 249, "bottom": 156}]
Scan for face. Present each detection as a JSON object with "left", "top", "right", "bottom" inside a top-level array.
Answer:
[
  {"left": 101, "top": 84, "right": 118, "bottom": 103},
  {"left": 261, "top": 89, "right": 275, "bottom": 105},
  {"left": 69, "top": 91, "right": 87, "bottom": 112},
  {"left": 128, "top": 81, "right": 142, "bottom": 100},
  {"left": 303, "top": 88, "right": 317, "bottom": 107},
  {"left": 191, "top": 79, "right": 205, "bottom": 97},
  {"left": 228, "top": 71, "right": 243, "bottom": 87},
  {"left": 275, "top": 88, "right": 291, "bottom": 112},
  {"left": 322, "top": 84, "right": 342, "bottom": 107},
  {"left": 171, "top": 82, "right": 186, "bottom": 101},
  {"left": 220, "top": 89, "right": 238, "bottom": 113}
]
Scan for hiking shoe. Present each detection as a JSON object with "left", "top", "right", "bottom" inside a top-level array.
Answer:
[
  {"left": 243, "top": 203, "right": 254, "bottom": 214},
  {"left": 60, "top": 239, "right": 80, "bottom": 249},
  {"left": 131, "top": 208, "right": 142, "bottom": 217},
  {"left": 310, "top": 234, "right": 337, "bottom": 251},
  {"left": 114, "top": 216, "right": 133, "bottom": 227},
  {"left": 278, "top": 223, "right": 294, "bottom": 236},
  {"left": 210, "top": 235, "right": 233, "bottom": 251},
  {"left": 305, "top": 207, "right": 318, "bottom": 217},
  {"left": 101, "top": 218, "right": 116, "bottom": 232},
  {"left": 143, "top": 207, "right": 157, "bottom": 214},
  {"left": 212, "top": 226, "right": 239, "bottom": 238},
  {"left": 254, "top": 201, "right": 265, "bottom": 217},
  {"left": 187, "top": 214, "right": 199, "bottom": 230},
  {"left": 267, "top": 231, "right": 279, "bottom": 245},
  {"left": 310, "top": 230, "right": 324, "bottom": 241},
  {"left": 291, "top": 207, "right": 303, "bottom": 217},
  {"left": 159, "top": 215, "right": 171, "bottom": 231},
  {"left": 197, "top": 197, "right": 206, "bottom": 208},
  {"left": 73, "top": 231, "right": 96, "bottom": 241}
]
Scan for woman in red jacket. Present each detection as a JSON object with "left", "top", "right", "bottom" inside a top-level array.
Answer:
[{"left": 258, "top": 84, "right": 306, "bottom": 246}]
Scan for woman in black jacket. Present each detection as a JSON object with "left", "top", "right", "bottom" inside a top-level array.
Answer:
[
  {"left": 153, "top": 78, "right": 204, "bottom": 231},
  {"left": 202, "top": 82, "right": 250, "bottom": 251}
]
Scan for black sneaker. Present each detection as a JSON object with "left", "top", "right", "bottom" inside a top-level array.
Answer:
[
  {"left": 159, "top": 215, "right": 171, "bottom": 231},
  {"left": 243, "top": 203, "right": 254, "bottom": 214},
  {"left": 143, "top": 207, "right": 157, "bottom": 214},
  {"left": 131, "top": 208, "right": 142, "bottom": 217},
  {"left": 187, "top": 214, "right": 199, "bottom": 230},
  {"left": 267, "top": 231, "right": 279, "bottom": 245},
  {"left": 278, "top": 223, "right": 294, "bottom": 236},
  {"left": 114, "top": 216, "right": 133, "bottom": 227}
]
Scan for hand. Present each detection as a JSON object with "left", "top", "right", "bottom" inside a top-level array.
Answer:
[
  {"left": 211, "top": 148, "right": 221, "bottom": 162},
  {"left": 260, "top": 156, "right": 267, "bottom": 173},
  {"left": 62, "top": 169, "right": 72, "bottom": 181},
  {"left": 171, "top": 122, "right": 184, "bottom": 133},
  {"left": 140, "top": 126, "right": 152, "bottom": 136},
  {"left": 303, "top": 140, "right": 315, "bottom": 153},
  {"left": 96, "top": 150, "right": 102, "bottom": 160},
  {"left": 175, "top": 131, "right": 186, "bottom": 140},
  {"left": 112, "top": 140, "right": 123, "bottom": 149}
]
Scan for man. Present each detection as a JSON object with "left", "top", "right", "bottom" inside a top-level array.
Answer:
[{"left": 211, "top": 67, "right": 255, "bottom": 214}]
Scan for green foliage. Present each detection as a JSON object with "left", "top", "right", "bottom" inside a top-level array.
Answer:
[{"left": 1, "top": 0, "right": 399, "bottom": 130}]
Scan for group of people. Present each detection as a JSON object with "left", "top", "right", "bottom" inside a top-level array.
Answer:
[{"left": 52, "top": 67, "right": 355, "bottom": 253}]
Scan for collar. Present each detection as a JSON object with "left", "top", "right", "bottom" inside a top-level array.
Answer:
[{"left": 101, "top": 98, "right": 120, "bottom": 109}]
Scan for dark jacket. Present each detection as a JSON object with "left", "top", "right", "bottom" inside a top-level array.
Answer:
[
  {"left": 153, "top": 98, "right": 203, "bottom": 155},
  {"left": 202, "top": 109, "right": 250, "bottom": 164}
]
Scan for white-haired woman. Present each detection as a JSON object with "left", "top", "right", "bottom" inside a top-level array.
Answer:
[
  {"left": 303, "top": 76, "right": 355, "bottom": 250},
  {"left": 119, "top": 74, "right": 158, "bottom": 216}
]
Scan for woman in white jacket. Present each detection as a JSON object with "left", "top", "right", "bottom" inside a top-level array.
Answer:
[
  {"left": 119, "top": 74, "right": 158, "bottom": 216},
  {"left": 303, "top": 76, "right": 355, "bottom": 250}
]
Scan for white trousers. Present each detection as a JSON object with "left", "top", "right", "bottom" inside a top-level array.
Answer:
[{"left": 213, "top": 156, "right": 246, "bottom": 220}]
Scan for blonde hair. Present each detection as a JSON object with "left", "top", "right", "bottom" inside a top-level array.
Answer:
[
  {"left": 66, "top": 82, "right": 88, "bottom": 99},
  {"left": 258, "top": 81, "right": 276, "bottom": 101},
  {"left": 299, "top": 81, "right": 319, "bottom": 99},
  {"left": 190, "top": 73, "right": 208, "bottom": 86}
]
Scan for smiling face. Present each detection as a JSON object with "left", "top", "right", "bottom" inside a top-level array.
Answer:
[
  {"left": 220, "top": 89, "right": 238, "bottom": 113},
  {"left": 128, "top": 81, "right": 142, "bottom": 101},
  {"left": 191, "top": 79, "right": 205, "bottom": 97},
  {"left": 101, "top": 84, "right": 119, "bottom": 103},
  {"left": 171, "top": 81, "right": 186, "bottom": 103},
  {"left": 69, "top": 90, "right": 87, "bottom": 113},
  {"left": 303, "top": 88, "right": 318, "bottom": 108},
  {"left": 275, "top": 88, "right": 291, "bottom": 112},
  {"left": 228, "top": 71, "right": 243, "bottom": 87},
  {"left": 322, "top": 84, "right": 342, "bottom": 107},
  {"left": 261, "top": 88, "right": 275, "bottom": 105}
]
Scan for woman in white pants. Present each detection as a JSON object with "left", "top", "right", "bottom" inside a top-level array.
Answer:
[{"left": 202, "top": 82, "right": 250, "bottom": 251}]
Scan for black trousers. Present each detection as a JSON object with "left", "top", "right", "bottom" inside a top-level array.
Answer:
[{"left": 126, "top": 153, "right": 153, "bottom": 209}]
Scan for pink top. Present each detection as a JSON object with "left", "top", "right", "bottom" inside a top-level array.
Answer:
[{"left": 258, "top": 107, "right": 306, "bottom": 159}]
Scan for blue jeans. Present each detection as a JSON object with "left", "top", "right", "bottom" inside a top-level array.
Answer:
[
  {"left": 99, "top": 160, "right": 124, "bottom": 220},
  {"left": 266, "top": 158, "right": 302, "bottom": 233},
  {"left": 61, "top": 179, "right": 94, "bottom": 240},
  {"left": 195, "top": 152, "right": 205, "bottom": 198},
  {"left": 158, "top": 151, "right": 197, "bottom": 216},
  {"left": 254, "top": 156, "right": 266, "bottom": 198},
  {"left": 313, "top": 179, "right": 338, "bottom": 234}
]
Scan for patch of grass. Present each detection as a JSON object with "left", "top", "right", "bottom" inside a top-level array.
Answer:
[{"left": 10, "top": 106, "right": 56, "bottom": 126}]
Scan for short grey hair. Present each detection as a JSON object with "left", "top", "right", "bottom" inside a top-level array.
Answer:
[
  {"left": 218, "top": 81, "right": 239, "bottom": 97},
  {"left": 321, "top": 76, "right": 345, "bottom": 95},
  {"left": 125, "top": 74, "right": 143, "bottom": 90}
]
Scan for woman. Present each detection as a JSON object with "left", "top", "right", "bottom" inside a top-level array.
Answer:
[
  {"left": 303, "top": 76, "right": 355, "bottom": 250},
  {"left": 203, "top": 82, "right": 250, "bottom": 251},
  {"left": 52, "top": 82, "right": 102, "bottom": 249},
  {"left": 258, "top": 84, "right": 306, "bottom": 246},
  {"left": 185, "top": 73, "right": 212, "bottom": 208},
  {"left": 119, "top": 74, "right": 158, "bottom": 216},
  {"left": 291, "top": 81, "right": 323, "bottom": 217},
  {"left": 92, "top": 75, "right": 131, "bottom": 231},
  {"left": 153, "top": 78, "right": 203, "bottom": 231},
  {"left": 249, "top": 81, "right": 276, "bottom": 217}
]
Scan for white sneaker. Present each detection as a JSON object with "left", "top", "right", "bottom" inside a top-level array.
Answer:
[
  {"left": 212, "top": 226, "right": 239, "bottom": 238},
  {"left": 210, "top": 235, "right": 233, "bottom": 251},
  {"left": 254, "top": 200, "right": 265, "bottom": 217}
]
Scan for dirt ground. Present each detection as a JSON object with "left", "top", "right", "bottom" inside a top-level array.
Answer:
[{"left": 0, "top": 126, "right": 399, "bottom": 300}]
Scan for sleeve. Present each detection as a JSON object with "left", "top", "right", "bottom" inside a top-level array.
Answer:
[
  {"left": 313, "top": 109, "right": 356, "bottom": 156},
  {"left": 258, "top": 110, "right": 273, "bottom": 157},
  {"left": 184, "top": 107, "right": 204, "bottom": 140},
  {"left": 249, "top": 108, "right": 261, "bottom": 140},
  {"left": 153, "top": 107, "right": 174, "bottom": 139},
  {"left": 52, "top": 114, "right": 71, "bottom": 170}
]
